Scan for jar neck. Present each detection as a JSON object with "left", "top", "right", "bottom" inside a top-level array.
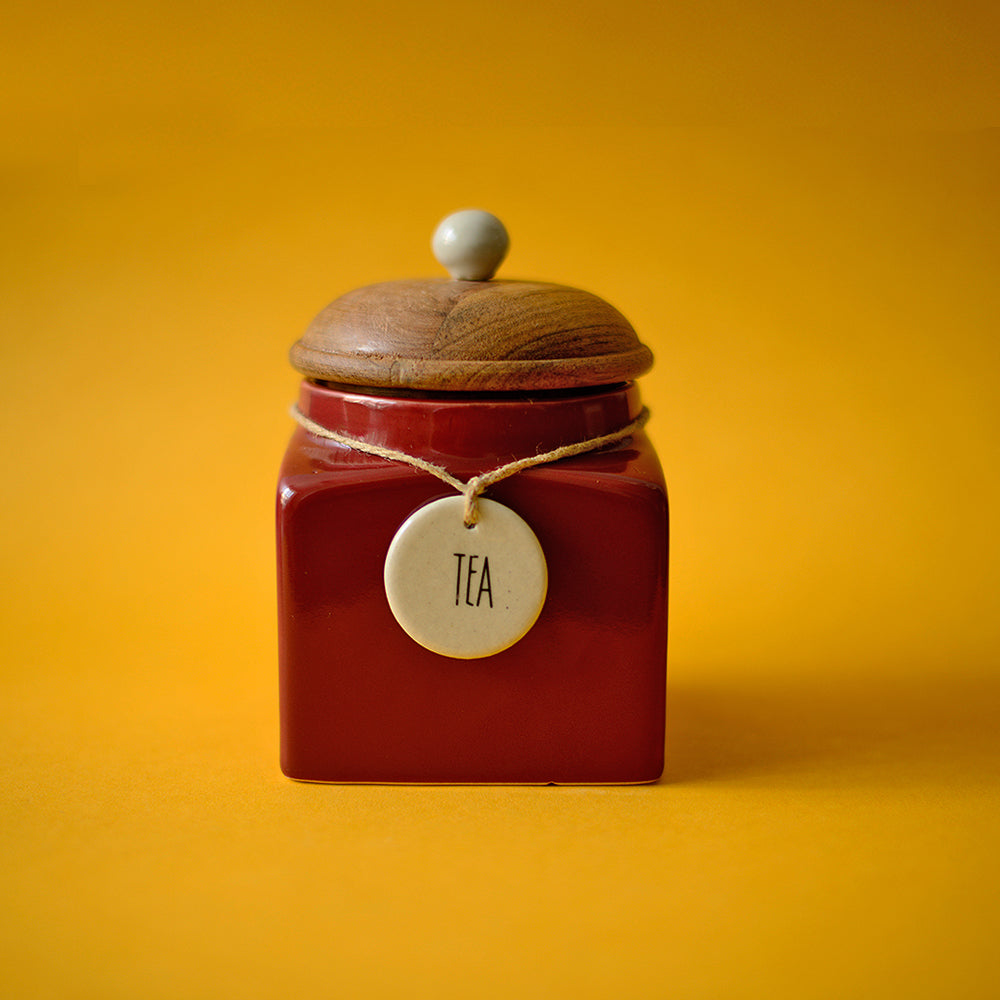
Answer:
[{"left": 297, "top": 380, "right": 644, "bottom": 474}]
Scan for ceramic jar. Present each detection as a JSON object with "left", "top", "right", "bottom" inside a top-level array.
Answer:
[{"left": 277, "top": 212, "right": 668, "bottom": 783}]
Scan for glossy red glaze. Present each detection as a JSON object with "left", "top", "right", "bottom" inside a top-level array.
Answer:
[{"left": 277, "top": 381, "right": 668, "bottom": 783}]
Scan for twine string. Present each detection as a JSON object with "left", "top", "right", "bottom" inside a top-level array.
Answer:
[{"left": 290, "top": 403, "right": 650, "bottom": 527}]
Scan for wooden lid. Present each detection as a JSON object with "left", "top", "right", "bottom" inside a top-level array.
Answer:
[{"left": 289, "top": 211, "right": 654, "bottom": 392}]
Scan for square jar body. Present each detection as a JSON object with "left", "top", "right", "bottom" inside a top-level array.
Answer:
[{"left": 276, "top": 414, "right": 668, "bottom": 784}]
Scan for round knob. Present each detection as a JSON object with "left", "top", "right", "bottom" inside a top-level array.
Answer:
[{"left": 432, "top": 210, "right": 510, "bottom": 281}]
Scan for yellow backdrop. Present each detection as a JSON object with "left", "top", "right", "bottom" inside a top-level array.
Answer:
[{"left": 3, "top": 2, "right": 999, "bottom": 997}]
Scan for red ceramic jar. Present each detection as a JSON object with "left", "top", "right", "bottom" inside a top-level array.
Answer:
[{"left": 276, "top": 212, "right": 668, "bottom": 783}]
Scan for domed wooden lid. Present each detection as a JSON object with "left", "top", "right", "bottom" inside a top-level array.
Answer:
[{"left": 289, "top": 211, "right": 653, "bottom": 392}]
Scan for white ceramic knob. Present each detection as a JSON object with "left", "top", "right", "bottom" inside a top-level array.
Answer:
[{"left": 432, "top": 210, "right": 510, "bottom": 281}]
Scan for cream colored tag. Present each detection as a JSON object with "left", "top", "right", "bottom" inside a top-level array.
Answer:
[{"left": 384, "top": 496, "right": 547, "bottom": 659}]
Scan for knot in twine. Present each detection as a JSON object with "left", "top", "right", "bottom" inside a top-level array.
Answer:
[{"left": 290, "top": 404, "right": 651, "bottom": 527}]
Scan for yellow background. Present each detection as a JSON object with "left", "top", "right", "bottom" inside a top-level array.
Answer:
[{"left": 3, "top": 2, "right": 999, "bottom": 997}]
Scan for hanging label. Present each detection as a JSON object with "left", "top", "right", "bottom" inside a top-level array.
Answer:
[{"left": 384, "top": 496, "right": 548, "bottom": 659}]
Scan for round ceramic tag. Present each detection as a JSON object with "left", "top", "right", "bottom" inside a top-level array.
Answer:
[{"left": 384, "top": 496, "right": 547, "bottom": 659}]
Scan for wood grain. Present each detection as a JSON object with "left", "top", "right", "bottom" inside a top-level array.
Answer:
[{"left": 290, "top": 279, "right": 653, "bottom": 391}]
